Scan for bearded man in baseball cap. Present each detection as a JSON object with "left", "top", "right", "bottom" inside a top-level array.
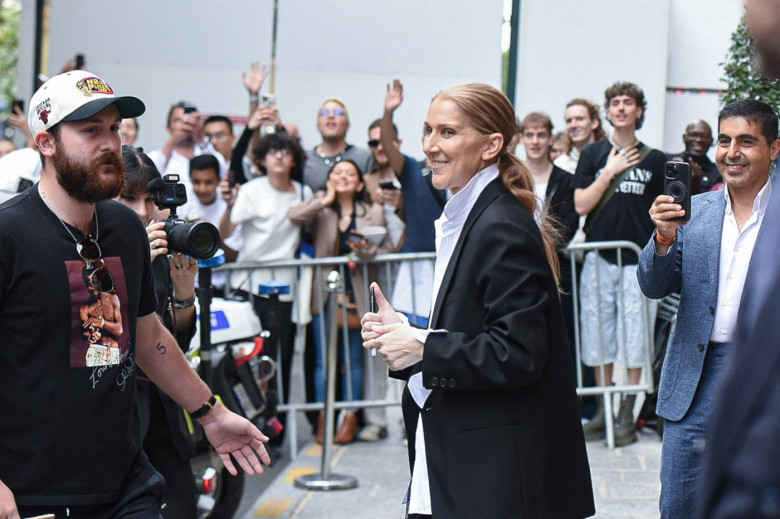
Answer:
[{"left": 0, "top": 71, "right": 271, "bottom": 519}]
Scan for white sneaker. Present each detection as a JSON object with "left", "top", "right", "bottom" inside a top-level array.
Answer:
[{"left": 357, "top": 424, "right": 388, "bottom": 442}]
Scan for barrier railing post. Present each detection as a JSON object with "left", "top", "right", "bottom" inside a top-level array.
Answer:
[
  {"left": 565, "top": 240, "right": 655, "bottom": 449},
  {"left": 295, "top": 270, "right": 358, "bottom": 490}
]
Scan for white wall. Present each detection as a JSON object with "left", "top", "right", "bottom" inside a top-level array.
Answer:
[
  {"left": 19, "top": 0, "right": 504, "bottom": 160},
  {"left": 18, "top": 0, "right": 747, "bottom": 161},
  {"left": 663, "top": 0, "right": 744, "bottom": 156},
  {"left": 513, "top": 0, "right": 743, "bottom": 160},
  {"left": 514, "top": 0, "right": 672, "bottom": 152}
]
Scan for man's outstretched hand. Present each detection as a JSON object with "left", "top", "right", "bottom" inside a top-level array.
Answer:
[{"left": 199, "top": 402, "right": 271, "bottom": 476}]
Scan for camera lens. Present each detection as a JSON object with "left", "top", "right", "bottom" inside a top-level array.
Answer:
[
  {"left": 667, "top": 181, "right": 686, "bottom": 202},
  {"left": 166, "top": 220, "right": 220, "bottom": 259}
]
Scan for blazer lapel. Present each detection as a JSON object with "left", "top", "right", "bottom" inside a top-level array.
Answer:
[
  {"left": 697, "top": 194, "right": 726, "bottom": 291},
  {"left": 429, "top": 178, "right": 506, "bottom": 327}
]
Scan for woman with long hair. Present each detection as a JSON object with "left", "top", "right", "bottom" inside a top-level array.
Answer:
[
  {"left": 362, "top": 83, "right": 594, "bottom": 518},
  {"left": 289, "top": 159, "right": 392, "bottom": 444}
]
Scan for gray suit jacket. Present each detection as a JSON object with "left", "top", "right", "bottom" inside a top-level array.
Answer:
[{"left": 637, "top": 190, "right": 725, "bottom": 422}]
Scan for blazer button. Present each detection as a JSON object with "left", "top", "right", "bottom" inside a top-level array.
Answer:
[
  {"left": 698, "top": 344, "right": 705, "bottom": 352},
  {"left": 449, "top": 379, "right": 456, "bottom": 388},
  {"left": 430, "top": 377, "right": 439, "bottom": 387},
  {"left": 709, "top": 306, "right": 715, "bottom": 315}
]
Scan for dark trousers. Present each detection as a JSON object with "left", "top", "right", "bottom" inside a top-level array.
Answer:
[
  {"left": 303, "top": 321, "right": 320, "bottom": 431},
  {"left": 18, "top": 452, "right": 165, "bottom": 519},
  {"left": 252, "top": 296, "right": 296, "bottom": 435}
]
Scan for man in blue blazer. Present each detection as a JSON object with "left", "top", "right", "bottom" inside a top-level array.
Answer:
[
  {"left": 698, "top": 2, "right": 780, "bottom": 517},
  {"left": 637, "top": 99, "right": 780, "bottom": 518}
]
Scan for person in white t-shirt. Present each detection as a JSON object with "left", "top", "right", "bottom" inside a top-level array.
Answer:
[{"left": 220, "top": 131, "right": 312, "bottom": 444}]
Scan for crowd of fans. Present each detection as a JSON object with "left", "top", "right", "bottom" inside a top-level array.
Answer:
[{"left": 0, "top": 62, "right": 723, "bottom": 451}]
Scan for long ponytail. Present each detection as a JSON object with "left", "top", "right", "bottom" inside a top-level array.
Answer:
[{"left": 499, "top": 152, "right": 562, "bottom": 288}]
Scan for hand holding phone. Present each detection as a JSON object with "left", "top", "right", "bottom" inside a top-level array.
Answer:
[{"left": 379, "top": 180, "right": 400, "bottom": 191}]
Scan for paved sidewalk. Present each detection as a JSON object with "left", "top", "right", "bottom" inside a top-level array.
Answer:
[{"left": 239, "top": 404, "right": 662, "bottom": 519}]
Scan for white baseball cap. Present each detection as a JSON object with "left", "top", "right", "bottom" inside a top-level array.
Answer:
[{"left": 27, "top": 70, "right": 145, "bottom": 136}]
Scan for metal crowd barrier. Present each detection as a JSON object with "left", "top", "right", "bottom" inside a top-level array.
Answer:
[
  {"left": 565, "top": 240, "right": 656, "bottom": 449},
  {"left": 210, "top": 241, "right": 656, "bottom": 454},
  {"left": 215, "top": 252, "right": 436, "bottom": 458}
]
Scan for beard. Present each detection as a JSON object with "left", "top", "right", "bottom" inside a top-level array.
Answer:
[
  {"left": 372, "top": 153, "right": 389, "bottom": 168},
  {"left": 54, "top": 146, "right": 126, "bottom": 204}
]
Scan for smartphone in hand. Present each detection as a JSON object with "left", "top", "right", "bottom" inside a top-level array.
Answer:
[
  {"left": 261, "top": 93, "right": 276, "bottom": 107},
  {"left": 346, "top": 230, "right": 365, "bottom": 245},
  {"left": 665, "top": 161, "right": 691, "bottom": 223}
]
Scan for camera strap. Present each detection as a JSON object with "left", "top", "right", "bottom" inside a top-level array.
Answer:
[{"left": 583, "top": 144, "right": 652, "bottom": 235}]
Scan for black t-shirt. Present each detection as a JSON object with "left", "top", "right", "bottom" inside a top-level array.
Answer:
[
  {"left": 0, "top": 184, "right": 156, "bottom": 506},
  {"left": 574, "top": 140, "right": 666, "bottom": 264}
]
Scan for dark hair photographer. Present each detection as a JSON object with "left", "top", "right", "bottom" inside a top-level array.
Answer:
[{"left": 119, "top": 145, "right": 200, "bottom": 518}]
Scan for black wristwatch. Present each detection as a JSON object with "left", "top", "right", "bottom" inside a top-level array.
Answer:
[{"left": 190, "top": 395, "right": 218, "bottom": 419}]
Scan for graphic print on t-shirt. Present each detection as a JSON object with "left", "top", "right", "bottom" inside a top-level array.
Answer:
[{"left": 66, "top": 256, "right": 130, "bottom": 368}]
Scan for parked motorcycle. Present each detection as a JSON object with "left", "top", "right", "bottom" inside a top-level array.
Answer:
[{"left": 188, "top": 255, "right": 283, "bottom": 519}]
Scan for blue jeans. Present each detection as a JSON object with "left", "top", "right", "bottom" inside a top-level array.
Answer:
[
  {"left": 660, "top": 342, "right": 730, "bottom": 518},
  {"left": 312, "top": 314, "right": 363, "bottom": 405}
]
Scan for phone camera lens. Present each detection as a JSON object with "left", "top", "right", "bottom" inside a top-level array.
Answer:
[{"left": 668, "top": 181, "right": 686, "bottom": 202}]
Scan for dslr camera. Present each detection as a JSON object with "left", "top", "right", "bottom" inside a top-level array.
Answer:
[{"left": 147, "top": 174, "right": 221, "bottom": 259}]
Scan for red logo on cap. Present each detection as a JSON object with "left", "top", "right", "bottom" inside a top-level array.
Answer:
[{"left": 39, "top": 109, "right": 51, "bottom": 124}]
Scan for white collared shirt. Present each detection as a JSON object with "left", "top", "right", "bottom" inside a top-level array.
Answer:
[
  {"left": 406, "top": 163, "right": 500, "bottom": 514},
  {"left": 710, "top": 179, "right": 772, "bottom": 342},
  {"left": 553, "top": 147, "right": 580, "bottom": 174}
]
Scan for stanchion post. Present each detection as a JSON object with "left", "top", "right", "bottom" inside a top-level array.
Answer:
[
  {"left": 295, "top": 271, "right": 358, "bottom": 490},
  {"left": 195, "top": 249, "right": 226, "bottom": 388}
]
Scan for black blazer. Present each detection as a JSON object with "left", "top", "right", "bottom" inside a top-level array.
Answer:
[{"left": 393, "top": 178, "right": 594, "bottom": 518}]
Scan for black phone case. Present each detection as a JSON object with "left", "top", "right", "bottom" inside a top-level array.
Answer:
[{"left": 664, "top": 161, "right": 691, "bottom": 222}]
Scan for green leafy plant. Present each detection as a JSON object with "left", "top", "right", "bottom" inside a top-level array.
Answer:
[
  {"left": 0, "top": 0, "right": 21, "bottom": 114},
  {"left": 720, "top": 15, "right": 780, "bottom": 114}
]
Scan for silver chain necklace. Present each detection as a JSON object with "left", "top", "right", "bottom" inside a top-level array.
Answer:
[
  {"left": 39, "top": 184, "right": 99, "bottom": 244},
  {"left": 317, "top": 146, "right": 345, "bottom": 168}
]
